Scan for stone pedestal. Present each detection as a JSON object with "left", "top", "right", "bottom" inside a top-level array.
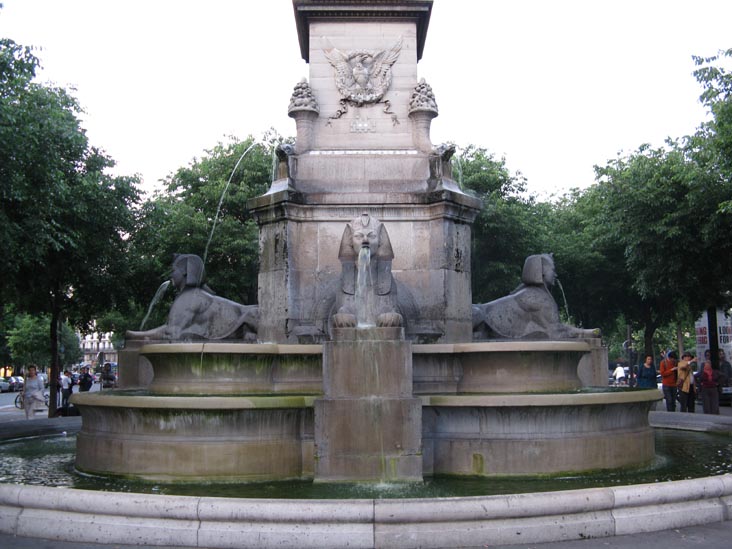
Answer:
[
  {"left": 249, "top": 1, "right": 481, "bottom": 345},
  {"left": 250, "top": 188, "right": 480, "bottom": 344},
  {"left": 314, "top": 327, "right": 422, "bottom": 482},
  {"left": 117, "top": 340, "right": 154, "bottom": 389}
]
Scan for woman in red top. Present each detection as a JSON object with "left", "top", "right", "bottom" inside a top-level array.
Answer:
[{"left": 700, "top": 360, "right": 720, "bottom": 415}]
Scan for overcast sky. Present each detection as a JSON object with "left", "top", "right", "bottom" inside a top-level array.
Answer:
[{"left": 2, "top": 0, "right": 731, "bottom": 198}]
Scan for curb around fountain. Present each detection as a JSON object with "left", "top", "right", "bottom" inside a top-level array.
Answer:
[{"left": 1, "top": 416, "right": 731, "bottom": 548}]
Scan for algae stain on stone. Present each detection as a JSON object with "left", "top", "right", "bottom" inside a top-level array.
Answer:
[
  {"left": 389, "top": 457, "right": 398, "bottom": 480},
  {"left": 472, "top": 453, "right": 484, "bottom": 475}
]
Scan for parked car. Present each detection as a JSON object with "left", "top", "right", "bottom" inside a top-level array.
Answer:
[
  {"left": 14, "top": 376, "right": 24, "bottom": 391},
  {"left": 0, "top": 379, "right": 9, "bottom": 392}
]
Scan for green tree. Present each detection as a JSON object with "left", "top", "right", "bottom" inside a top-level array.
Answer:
[
  {"left": 592, "top": 141, "right": 732, "bottom": 355},
  {"left": 540, "top": 186, "right": 631, "bottom": 335},
  {"left": 7, "top": 314, "right": 82, "bottom": 371},
  {"left": 458, "top": 145, "right": 545, "bottom": 302},
  {"left": 125, "top": 136, "right": 277, "bottom": 331},
  {"left": 1, "top": 39, "right": 140, "bottom": 415},
  {"left": 692, "top": 48, "right": 732, "bottom": 196}
]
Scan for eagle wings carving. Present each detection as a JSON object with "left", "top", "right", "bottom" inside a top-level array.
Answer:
[{"left": 323, "top": 37, "right": 403, "bottom": 106}]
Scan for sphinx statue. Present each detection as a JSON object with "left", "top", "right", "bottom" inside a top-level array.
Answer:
[
  {"left": 126, "top": 254, "right": 258, "bottom": 342},
  {"left": 332, "top": 213, "right": 403, "bottom": 328},
  {"left": 472, "top": 254, "right": 599, "bottom": 340}
]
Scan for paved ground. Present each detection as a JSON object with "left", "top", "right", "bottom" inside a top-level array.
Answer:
[{"left": 1, "top": 399, "right": 731, "bottom": 548}]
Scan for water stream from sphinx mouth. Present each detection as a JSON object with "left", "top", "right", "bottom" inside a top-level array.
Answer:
[
  {"left": 139, "top": 280, "right": 171, "bottom": 330},
  {"left": 356, "top": 245, "right": 376, "bottom": 327},
  {"left": 555, "top": 278, "right": 571, "bottom": 322},
  {"left": 203, "top": 141, "right": 257, "bottom": 267}
]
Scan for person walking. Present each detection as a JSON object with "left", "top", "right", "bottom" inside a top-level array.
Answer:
[
  {"left": 60, "top": 370, "right": 73, "bottom": 409},
  {"left": 612, "top": 364, "right": 627, "bottom": 386},
  {"left": 636, "top": 355, "right": 657, "bottom": 389},
  {"left": 659, "top": 351, "right": 678, "bottom": 411},
  {"left": 78, "top": 367, "right": 94, "bottom": 392},
  {"left": 22, "top": 365, "right": 45, "bottom": 420},
  {"left": 700, "top": 360, "right": 720, "bottom": 414}
]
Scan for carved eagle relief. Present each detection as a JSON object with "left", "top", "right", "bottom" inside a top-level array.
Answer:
[{"left": 323, "top": 36, "right": 403, "bottom": 106}]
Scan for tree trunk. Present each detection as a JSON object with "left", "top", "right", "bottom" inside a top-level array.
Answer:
[
  {"left": 48, "top": 294, "right": 61, "bottom": 417},
  {"left": 708, "top": 306, "right": 719, "bottom": 369},
  {"left": 643, "top": 324, "right": 655, "bottom": 360},
  {"left": 676, "top": 325, "right": 684, "bottom": 357}
]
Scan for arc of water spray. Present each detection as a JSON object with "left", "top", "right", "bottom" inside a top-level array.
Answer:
[
  {"left": 202, "top": 141, "right": 258, "bottom": 266},
  {"left": 139, "top": 142, "right": 259, "bottom": 330},
  {"left": 555, "top": 278, "right": 572, "bottom": 322},
  {"left": 138, "top": 280, "right": 171, "bottom": 330}
]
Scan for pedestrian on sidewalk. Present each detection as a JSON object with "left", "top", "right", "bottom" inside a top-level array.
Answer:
[
  {"left": 700, "top": 360, "right": 720, "bottom": 415},
  {"left": 636, "top": 355, "right": 657, "bottom": 389},
  {"left": 659, "top": 351, "right": 679, "bottom": 411},
  {"left": 676, "top": 352, "right": 696, "bottom": 413},
  {"left": 78, "top": 367, "right": 93, "bottom": 392},
  {"left": 60, "top": 370, "right": 73, "bottom": 409},
  {"left": 22, "top": 365, "right": 45, "bottom": 420}
]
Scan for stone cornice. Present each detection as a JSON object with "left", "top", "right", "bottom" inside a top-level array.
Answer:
[
  {"left": 293, "top": 0, "right": 433, "bottom": 62},
  {"left": 248, "top": 190, "right": 481, "bottom": 225}
]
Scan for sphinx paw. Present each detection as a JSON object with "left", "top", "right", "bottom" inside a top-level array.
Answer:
[
  {"left": 377, "top": 312, "right": 403, "bottom": 327},
  {"left": 332, "top": 313, "right": 357, "bottom": 328}
]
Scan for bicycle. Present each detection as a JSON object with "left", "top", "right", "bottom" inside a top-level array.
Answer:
[{"left": 14, "top": 392, "right": 50, "bottom": 410}]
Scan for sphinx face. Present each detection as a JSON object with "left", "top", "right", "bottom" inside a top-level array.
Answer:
[
  {"left": 170, "top": 261, "right": 187, "bottom": 291},
  {"left": 352, "top": 227, "right": 379, "bottom": 251},
  {"left": 542, "top": 257, "right": 557, "bottom": 287}
]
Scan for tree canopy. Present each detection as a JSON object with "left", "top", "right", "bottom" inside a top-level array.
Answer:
[
  {"left": 458, "top": 145, "right": 546, "bottom": 303},
  {"left": 7, "top": 313, "right": 82, "bottom": 369},
  {"left": 123, "top": 135, "right": 279, "bottom": 332},
  {"left": 1, "top": 38, "right": 140, "bottom": 414}
]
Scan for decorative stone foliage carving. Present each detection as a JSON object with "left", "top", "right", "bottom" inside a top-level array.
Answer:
[
  {"left": 288, "top": 79, "right": 319, "bottom": 115},
  {"left": 409, "top": 78, "right": 438, "bottom": 115}
]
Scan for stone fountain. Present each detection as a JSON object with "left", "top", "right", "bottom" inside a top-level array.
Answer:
[{"left": 72, "top": 0, "right": 658, "bottom": 485}]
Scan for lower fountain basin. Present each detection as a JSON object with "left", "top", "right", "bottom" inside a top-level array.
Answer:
[
  {"left": 72, "top": 393, "right": 316, "bottom": 481},
  {"left": 72, "top": 389, "right": 659, "bottom": 481},
  {"left": 423, "top": 391, "right": 659, "bottom": 475}
]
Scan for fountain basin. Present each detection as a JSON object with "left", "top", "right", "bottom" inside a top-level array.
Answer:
[
  {"left": 423, "top": 391, "right": 659, "bottom": 476},
  {"left": 72, "top": 339, "right": 656, "bottom": 480},
  {"left": 141, "top": 343, "right": 322, "bottom": 395},
  {"left": 123, "top": 340, "right": 604, "bottom": 396},
  {"left": 412, "top": 339, "right": 605, "bottom": 392},
  {"left": 73, "top": 389, "right": 658, "bottom": 481},
  {"left": 73, "top": 394, "right": 316, "bottom": 481},
  {"left": 1, "top": 474, "right": 731, "bottom": 548}
]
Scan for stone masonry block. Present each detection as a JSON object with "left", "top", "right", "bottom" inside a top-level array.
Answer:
[{"left": 322, "top": 337, "right": 413, "bottom": 398}]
